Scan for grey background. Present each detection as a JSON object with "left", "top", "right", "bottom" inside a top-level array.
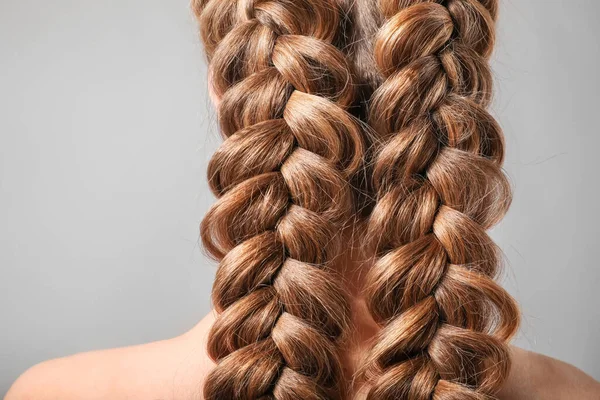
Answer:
[{"left": 0, "top": 0, "right": 598, "bottom": 396}]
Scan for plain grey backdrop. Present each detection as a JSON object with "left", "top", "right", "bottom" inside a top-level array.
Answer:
[{"left": 1, "top": 0, "right": 599, "bottom": 396}]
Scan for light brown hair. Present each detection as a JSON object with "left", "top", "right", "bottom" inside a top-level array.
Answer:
[
  {"left": 192, "top": 0, "right": 520, "bottom": 398},
  {"left": 192, "top": 0, "right": 365, "bottom": 398},
  {"left": 358, "top": 0, "right": 520, "bottom": 398}
]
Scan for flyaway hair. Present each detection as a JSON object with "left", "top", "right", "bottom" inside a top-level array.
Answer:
[
  {"left": 359, "top": 0, "right": 520, "bottom": 398},
  {"left": 192, "top": 0, "right": 521, "bottom": 398},
  {"left": 192, "top": 0, "right": 365, "bottom": 398}
]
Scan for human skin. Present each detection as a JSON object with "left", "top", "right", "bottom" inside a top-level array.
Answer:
[
  {"left": 6, "top": 309, "right": 600, "bottom": 400},
  {"left": 6, "top": 238, "right": 600, "bottom": 400}
]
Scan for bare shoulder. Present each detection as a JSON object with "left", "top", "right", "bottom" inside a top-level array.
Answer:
[
  {"left": 6, "top": 316, "right": 599, "bottom": 400},
  {"left": 500, "top": 347, "right": 600, "bottom": 400},
  {"left": 5, "top": 313, "right": 216, "bottom": 400}
]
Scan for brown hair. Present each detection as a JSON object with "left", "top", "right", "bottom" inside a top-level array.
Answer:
[
  {"left": 359, "top": 0, "right": 520, "bottom": 398},
  {"left": 191, "top": 0, "right": 365, "bottom": 398},
  {"left": 192, "top": 0, "right": 520, "bottom": 398}
]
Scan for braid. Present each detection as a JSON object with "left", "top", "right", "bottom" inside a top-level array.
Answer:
[
  {"left": 192, "top": 0, "right": 365, "bottom": 398},
  {"left": 360, "top": 1, "right": 520, "bottom": 398}
]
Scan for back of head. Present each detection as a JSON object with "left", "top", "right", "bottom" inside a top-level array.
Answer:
[{"left": 192, "top": 0, "right": 520, "bottom": 399}]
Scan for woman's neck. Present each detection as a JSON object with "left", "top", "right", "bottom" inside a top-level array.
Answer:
[{"left": 334, "top": 223, "right": 381, "bottom": 385}]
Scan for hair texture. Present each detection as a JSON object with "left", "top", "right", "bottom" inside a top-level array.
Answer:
[
  {"left": 191, "top": 0, "right": 365, "bottom": 398},
  {"left": 359, "top": 0, "right": 521, "bottom": 399}
]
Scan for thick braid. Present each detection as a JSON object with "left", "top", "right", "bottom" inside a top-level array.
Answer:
[
  {"left": 361, "top": 1, "right": 520, "bottom": 399},
  {"left": 192, "top": 0, "right": 365, "bottom": 398}
]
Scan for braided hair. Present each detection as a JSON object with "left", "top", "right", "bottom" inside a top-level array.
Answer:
[
  {"left": 192, "top": 0, "right": 365, "bottom": 398},
  {"left": 360, "top": 0, "right": 520, "bottom": 398}
]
